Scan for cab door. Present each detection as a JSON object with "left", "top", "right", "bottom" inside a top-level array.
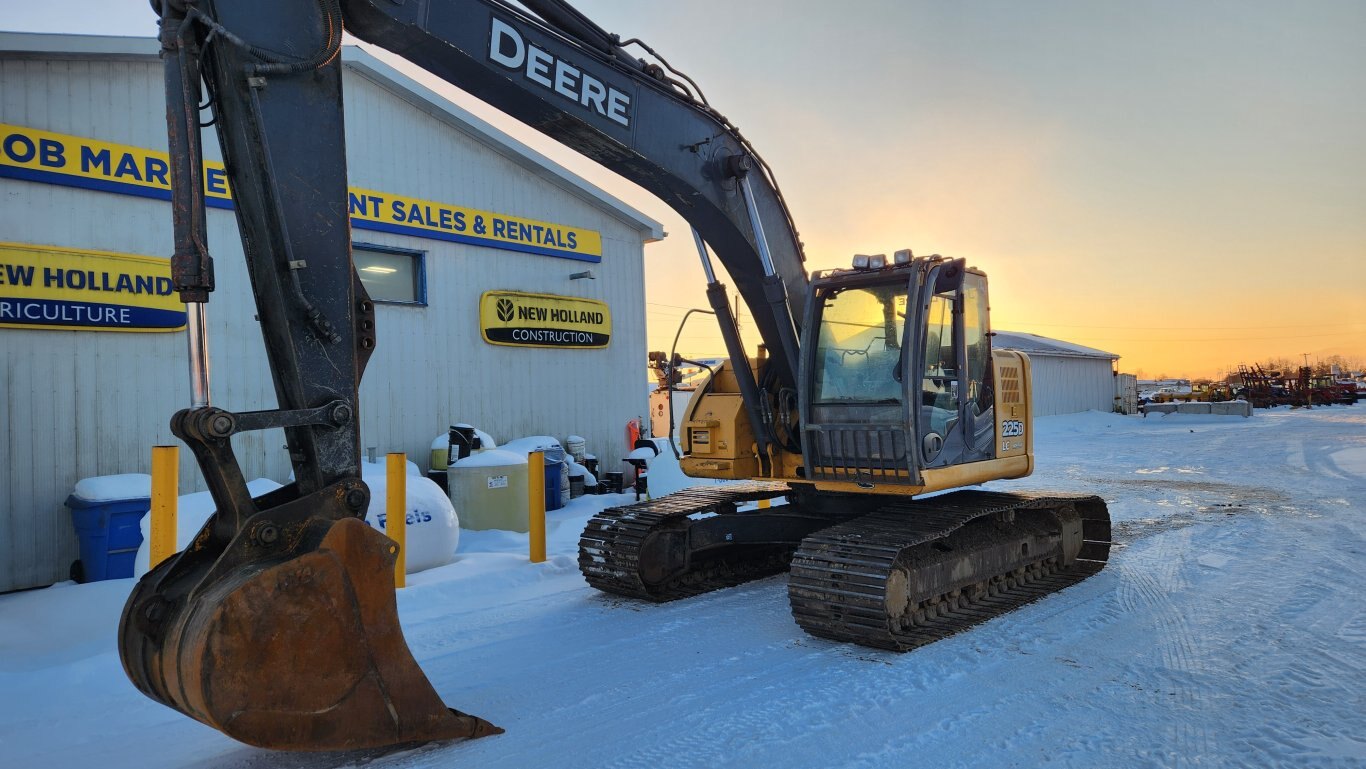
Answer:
[
  {"left": 913, "top": 261, "right": 995, "bottom": 468},
  {"left": 800, "top": 271, "right": 916, "bottom": 486}
]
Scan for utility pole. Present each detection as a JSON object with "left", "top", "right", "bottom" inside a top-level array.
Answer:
[{"left": 1302, "top": 353, "right": 1312, "bottom": 408}]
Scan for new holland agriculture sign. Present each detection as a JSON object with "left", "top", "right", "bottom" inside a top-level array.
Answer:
[
  {"left": 0, "top": 123, "right": 603, "bottom": 262},
  {"left": 479, "top": 291, "right": 610, "bottom": 349},
  {"left": 0, "top": 242, "right": 186, "bottom": 332}
]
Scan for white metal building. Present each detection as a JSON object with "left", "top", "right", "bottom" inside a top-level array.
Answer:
[
  {"left": 993, "top": 331, "right": 1121, "bottom": 417},
  {"left": 0, "top": 33, "right": 663, "bottom": 592}
]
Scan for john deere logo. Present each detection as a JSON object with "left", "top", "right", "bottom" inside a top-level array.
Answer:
[{"left": 479, "top": 290, "right": 610, "bottom": 349}]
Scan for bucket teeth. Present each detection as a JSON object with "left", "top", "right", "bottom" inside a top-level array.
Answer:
[{"left": 120, "top": 515, "right": 499, "bottom": 751}]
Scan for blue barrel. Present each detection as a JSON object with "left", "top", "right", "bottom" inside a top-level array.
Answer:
[
  {"left": 544, "top": 460, "right": 563, "bottom": 511},
  {"left": 66, "top": 494, "right": 150, "bottom": 582}
]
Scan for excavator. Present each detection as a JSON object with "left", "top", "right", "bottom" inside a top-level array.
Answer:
[{"left": 122, "top": 0, "right": 1113, "bottom": 754}]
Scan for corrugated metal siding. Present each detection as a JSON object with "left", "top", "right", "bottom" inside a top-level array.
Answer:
[
  {"left": 0, "top": 56, "right": 650, "bottom": 591},
  {"left": 1, "top": 56, "right": 203, "bottom": 593},
  {"left": 1025, "top": 356, "right": 1119, "bottom": 417},
  {"left": 343, "top": 71, "right": 650, "bottom": 474}
]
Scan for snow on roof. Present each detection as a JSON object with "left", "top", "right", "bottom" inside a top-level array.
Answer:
[
  {"left": 993, "top": 331, "right": 1118, "bottom": 361},
  {"left": 0, "top": 32, "right": 665, "bottom": 242}
]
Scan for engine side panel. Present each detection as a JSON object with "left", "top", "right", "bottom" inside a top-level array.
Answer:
[{"left": 992, "top": 349, "right": 1033, "bottom": 468}]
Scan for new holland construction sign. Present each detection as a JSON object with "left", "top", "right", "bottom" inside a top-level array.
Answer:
[{"left": 479, "top": 290, "right": 610, "bottom": 348}]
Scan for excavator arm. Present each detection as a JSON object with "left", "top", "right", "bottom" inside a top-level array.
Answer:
[{"left": 121, "top": 0, "right": 811, "bottom": 753}]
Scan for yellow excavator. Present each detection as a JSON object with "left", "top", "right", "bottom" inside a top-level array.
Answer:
[{"left": 123, "top": 0, "right": 1111, "bottom": 754}]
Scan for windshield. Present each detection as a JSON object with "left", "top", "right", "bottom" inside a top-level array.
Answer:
[{"left": 812, "top": 283, "right": 908, "bottom": 404}]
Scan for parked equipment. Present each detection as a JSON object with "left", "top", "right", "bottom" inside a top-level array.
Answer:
[
  {"left": 122, "top": 0, "right": 1111, "bottom": 753},
  {"left": 1235, "top": 363, "right": 1359, "bottom": 408}
]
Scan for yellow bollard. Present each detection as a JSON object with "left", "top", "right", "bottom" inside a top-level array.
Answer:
[
  {"left": 386, "top": 452, "right": 406, "bottom": 589},
  {"left": 149, "top": 445, "right": 179, "bottom": 568},
  {"left": 528, "top": 451, "right": 546, "bottom": 563}
]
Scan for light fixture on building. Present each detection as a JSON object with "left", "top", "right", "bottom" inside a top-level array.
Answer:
[
  {"left": 570, "top": 270, "right": 596, "bottom": 280},
  {"left": 361, "top": 265, "right": 397, "bottom": 274}
]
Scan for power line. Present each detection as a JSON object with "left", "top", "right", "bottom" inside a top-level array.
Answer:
[
  {"left": 646, "top": 300, "right": 709, "bottom": 312},
  {"left": 1005, "top": 319, "right": 1366, "bottom": 332},
  {"left": 648, "top": 300, "right": 754, "bottom": 317},
  {"left": 1062, "top": 330, "right": 1364, "bottom": 343}
]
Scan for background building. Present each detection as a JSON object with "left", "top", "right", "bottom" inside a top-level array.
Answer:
[
  {"left": 0, "top": 33, "right": 663, "bottom": 592},
  {"left": 993, "top": 331, "right": 1122, "bottom": 417}
]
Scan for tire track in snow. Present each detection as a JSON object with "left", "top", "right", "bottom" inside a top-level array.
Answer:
[
  {"left": 1215, "top": 514, "right": 1366, "bottom": 768},
  {"left": 1113, "top": 526, "right": 1213, "bottom": 768},
  {"left": 433, "top": 577, "right": 842, "bottom": 769},
  {"left": 1128, "top": 490, "right": 1366, "bottom": 769}
]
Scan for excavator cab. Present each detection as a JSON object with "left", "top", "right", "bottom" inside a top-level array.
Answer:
[{"left": 800, "top": 255, "right": 995, "bottom": 488}]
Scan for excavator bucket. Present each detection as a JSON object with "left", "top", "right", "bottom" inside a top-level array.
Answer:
[{"left": 119, "top": 514, "right": 501, "bottom": 751}]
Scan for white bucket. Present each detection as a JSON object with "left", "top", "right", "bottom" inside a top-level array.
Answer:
[{"left": 566, "top": 434, "right": 586, "bottom": 463}]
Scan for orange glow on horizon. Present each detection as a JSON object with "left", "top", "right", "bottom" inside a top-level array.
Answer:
[{"left": 350, "top": 6, "right": 1366, "bottom": 383}]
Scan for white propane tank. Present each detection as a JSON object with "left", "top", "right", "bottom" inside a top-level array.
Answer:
[{"left": 362, "top": 470, "right": 458, "bottom": 573}]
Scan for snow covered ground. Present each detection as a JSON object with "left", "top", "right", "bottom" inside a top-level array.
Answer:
[{"left": 2, "top": 408, "right": 1363, "bottom": 768}]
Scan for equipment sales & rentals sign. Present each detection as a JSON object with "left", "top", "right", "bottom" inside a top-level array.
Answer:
[
  {"left": 479, "top": 290, "right": 610, "bottom": 349},
  {"left": 0, "top": 242, "right": 186, "bottom": 332},
  {"left": 0, "top": 123, "right": 603, "bottom": 262}
]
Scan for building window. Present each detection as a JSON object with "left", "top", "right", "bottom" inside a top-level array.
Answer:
[{"left": 353, "top": 242, "right": 425, "bottom": 305}]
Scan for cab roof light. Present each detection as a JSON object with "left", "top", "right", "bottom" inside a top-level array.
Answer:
[
  {"left": 894, "top": 248, "right": 913, "bottom": 264},
  {"left": 852, "top": 254, "right": 871, "bottom": 269},
  {"left": 868, "top": 253, "right": 887, "bottom": 269}
]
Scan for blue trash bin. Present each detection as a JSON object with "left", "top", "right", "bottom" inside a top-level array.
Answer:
[
  {"left": 544, "top": 460, "right": 563, "bottom": 511},
  {"left": 66, "top": 494, "right": 151, "bottom": 582}
]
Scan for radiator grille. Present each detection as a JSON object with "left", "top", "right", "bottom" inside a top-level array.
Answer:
[{"left": 1000, "top": 365, "right": 1022, "bottom": 405}]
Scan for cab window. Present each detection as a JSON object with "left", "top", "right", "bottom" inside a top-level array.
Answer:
[
  {"left": 963, "top": 273, "right": 993, "bottom": 416},
  {"left": 812, "top": 284, "right": 907, "bottom": 404},
  {"left": 921, "top": 291, "right": 959, "bottom": 436}
]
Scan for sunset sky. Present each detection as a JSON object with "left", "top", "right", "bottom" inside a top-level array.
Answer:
[{"left": 8, "top": 1, "right": 1365, "bottom": 379}]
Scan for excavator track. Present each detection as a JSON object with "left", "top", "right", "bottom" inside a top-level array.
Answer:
[
  {"left": 788, "top": 490, "right": 1111, "bottom": 651},
  {"left": 579, "top": 481, "right": 805, "bottom": 601}
]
